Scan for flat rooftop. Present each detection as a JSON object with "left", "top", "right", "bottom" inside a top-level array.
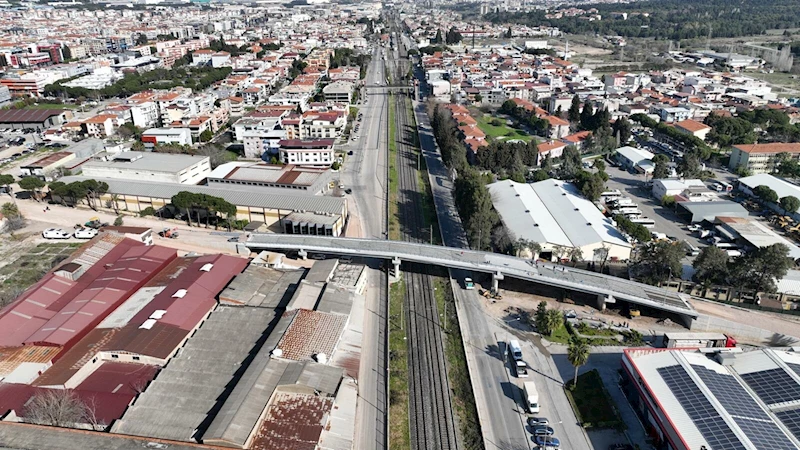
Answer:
[{"left": 82, "top": 151, "right": 208, "bottom": 174}]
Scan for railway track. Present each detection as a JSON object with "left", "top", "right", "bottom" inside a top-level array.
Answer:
[{"left": 392, "top": 42, "right": 458, "bottom": 449}]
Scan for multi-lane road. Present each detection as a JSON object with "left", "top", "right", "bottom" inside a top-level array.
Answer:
[{"left": 350, "top": 45, "right": 390, "bottom": 450}]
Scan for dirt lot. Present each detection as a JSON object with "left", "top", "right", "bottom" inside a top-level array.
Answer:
[{"left": 0, "top": 241, "right": 81, "bottom": 307}]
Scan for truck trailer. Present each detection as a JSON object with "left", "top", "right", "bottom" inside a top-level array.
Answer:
[
  {"left": 523, "top": 381, "right": 540, "bottom": 413},
  {"left": 663, "top": 332, "right": 736, "bottom": 348}
]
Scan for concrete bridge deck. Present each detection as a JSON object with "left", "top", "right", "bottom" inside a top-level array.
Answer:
[{"left": 245, "top": 234, "right": 697, "bottom": 318}]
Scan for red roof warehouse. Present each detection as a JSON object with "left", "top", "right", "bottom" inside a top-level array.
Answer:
[{"left": 0, "top": 236, "right": 176, "bottom": 352}]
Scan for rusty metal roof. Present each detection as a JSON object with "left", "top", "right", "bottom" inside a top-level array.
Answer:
[{"left": 251, "top": 392, "right": 333, "bottom": 450}]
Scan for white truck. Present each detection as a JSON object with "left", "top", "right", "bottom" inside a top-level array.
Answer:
[{"left": 523, "top": 381, "right": 540, "bottom": 413}]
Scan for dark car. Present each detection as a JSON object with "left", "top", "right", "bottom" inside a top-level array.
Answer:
[
  {"left": 535, "top": 435, "right": 560, "bottom": 448},
  {"left": 345, "top": 188, "right": 352, "bottom": 194},
  {"left": 348, "top": 150, "right": 353, "bottom": 155},
  {"left": 11, "top": 153, "right": 22, "bottom": 158}
]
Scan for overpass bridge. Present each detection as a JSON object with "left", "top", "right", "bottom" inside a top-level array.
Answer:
[{"left": 245, "top": 234, "right": 697, "bottom": 318}]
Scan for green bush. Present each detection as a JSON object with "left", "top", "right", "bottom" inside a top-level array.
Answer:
[{"left": 139, "top": 207, "right": 155, "bottom": 217}]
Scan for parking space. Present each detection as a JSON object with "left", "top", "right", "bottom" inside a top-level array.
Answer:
[{"left": 604, "top": 167, "right": 705, "bottom": 247}]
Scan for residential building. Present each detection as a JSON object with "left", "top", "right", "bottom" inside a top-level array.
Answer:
[
  {"left": 81, "top": 151, "right": 211, "bottom": 185},
  {"left": 729, "top": 143, "right": 800, "bottom": 174},
  {"left": 129, "top": 101, "right": 159, "bottom": 129},
  {"left": 301, "top": 110, "right": 346, "bottom": 139},
  {"left": 279, "top": 139, "right": 336, "bottom": 166},
  {"left": 82, "top": 114, "right": 117, "bottom": 138},
  {"left": 322, "top": 81, "right": 354, "bottom": 103},
  {"left": 657, "top": 106, "right": 692, "bottom": 123},
  {"left": 536, "top": 140, "right": 566, "bottom": 165},
  {"left": 141, "top": 128, "right": 193, "bottom": 149},
  {"left": 673, "top": 119, "right": 712, "bottom": 141}
]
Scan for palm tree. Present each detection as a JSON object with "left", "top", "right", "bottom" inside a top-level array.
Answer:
[
  {"left": 110, "top": 194, "right": 120, "bottom": 214},
  {"left": 567, "top": 336, "right": 590, "bottom": 387}
]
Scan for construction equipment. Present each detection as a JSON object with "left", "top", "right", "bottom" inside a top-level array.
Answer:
[
  {"left": 158, "top": 227, "right": 179, "bottom": 239},
  {"left": 84, "top": 217, "right": 109, "bottom": 229}
]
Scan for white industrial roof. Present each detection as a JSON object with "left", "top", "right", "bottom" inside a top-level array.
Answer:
[
  {"left": 82, "top": 151, "right": 207, "bottom": 174},
  {"left": 717, "top": 217, "right": 800, "bottom": 259},
  {"left": 626, "top": 348, "right": 800, "bottom": 450},
  {"left": 615, "top": 146, "right": 654, "bottom": 164},
  {"left": 739, "top": 174, "right": 800, "bottom": 201},
  {"left": 488, "top": 180, "right": 631, "bottom": 250},
  {"left": 656, "top": 178, "right": 706, "bottom": 191}
]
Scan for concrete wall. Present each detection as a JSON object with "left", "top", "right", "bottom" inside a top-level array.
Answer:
[{"left": 690, "top": 313, "right": 800, "bottom": 346}]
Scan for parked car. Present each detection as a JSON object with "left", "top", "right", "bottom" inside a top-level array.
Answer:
[
  {"left": 527, "top": 417, "right": 549, "bottom": 427},
  {"left": 533, "top": 425, "right": 555, "bottom": 436},
  {"left": 535, "top": 435, "right": 560, "bottom": 448},
  {"left": 73, "top": 228, "right": 98, "bottom": 239},
  {"left": 43, "top": 228, "right": 71, "bottom": 239}
]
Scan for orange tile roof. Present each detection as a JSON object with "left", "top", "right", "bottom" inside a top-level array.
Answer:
[
  {"left": 675, "top": 119, "right": 710, "bottom": 133},
  {"left": 733, "top": 143, "right": 800, "bottom": 154},
  {"left": 537, "top": 141, "right": 567, "bottom": 153}
]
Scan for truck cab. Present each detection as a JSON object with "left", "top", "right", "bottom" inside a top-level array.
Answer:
[{"left": 464, "top": 278, "right": 475, "bottom": 290}]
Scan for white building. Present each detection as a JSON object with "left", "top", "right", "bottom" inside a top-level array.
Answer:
[
  {"left": 322, "top": 81, "right": 354, "bottom": 103},
  {"left": 62, "top": 67, "right": 122, "bottom": 90},
  {"left": 488, "top": 180, "right": 633, "bottom": 261},
  {"left": 615, "top": 146, "right": 655, "bottom": 174},
  {"left": 738, "top": 173, "right": 800, "bottom": 220},
  {"left": 129, "top": 101, "right": 159, "bottom": 129},
  {"left": 652, "top": 178, "right": 707, "bottom": 200},
  {"left": 278, "top": 139, "right": 335, "bottom": 166},
  {"left": 141, "top": 128, "right": 192, "bottom": 149},
  {"left": 81, "top": 151, "right": 210, "bottom": 185}
]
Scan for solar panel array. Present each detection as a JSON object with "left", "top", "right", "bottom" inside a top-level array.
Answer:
[
  {"left": 691, "top": 365, "right": 799, "bottom": 450},
  {"left": 777, "top": 409, "right": 800, "bottom": 440},
  {"left": 691, "top": 365, "right": 770, "bottom": 420},
  {"left": 740, "top": 368, "right": 800, "bottom": 406},
  {"left": 788, "top": 363, "right": 800, "bottom": 379},
  {"left": 658, "top": 365, "right": 746, "bottom": 450}
]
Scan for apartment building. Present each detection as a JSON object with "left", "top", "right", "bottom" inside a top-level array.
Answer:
[
  {"left": 279, "top": 139, "right": 335, "bottom": 166},
  {"left": 729, "top": 143, "right": 800, "bottom": 174},
  {"left": 141, "top": 128, "right": 193, "bottom": 149}
]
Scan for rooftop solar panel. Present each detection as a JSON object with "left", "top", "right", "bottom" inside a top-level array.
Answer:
[
  {"left": 658, "top": 365, "right": 746, "bottom": 450},
  {"left": 740, "top": 368, "right": 800, "bottom": 406},
  {"left": 734, "top": 417, "right": 798, "bottom": 450},
  {"left": 692, "top": 365, "right": 771, "bottom": 420},
  {"left": 776, "top": 409, "right": 800, "bottom": 440},
  {"left": 788, "top": 363, "right": 800, "bottom": 379}
]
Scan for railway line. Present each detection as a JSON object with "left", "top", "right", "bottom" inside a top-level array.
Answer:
[{"left": 391, "top": 28, "right": 458, "bottom": 450}]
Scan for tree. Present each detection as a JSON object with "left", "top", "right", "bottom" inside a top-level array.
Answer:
[
  {"left": 545, "top": 309, "right": 563, "bottom": 336},
  {"left": 693, "top": 246, "right": 729, "bottom": 286},
  {"left": 114, "top": 215, "right": 124, "bottom": 226},
  {"left": 531, "top": 169, "right": 549, "bottom": 182},
  {"left": 631, "top": 241, "right": 684, "bottom": 285},
  {"left": 535, "top": 301, "right": 548, "bottom": 332},
  {"left": 558, "top": 146, "right": 582, "bottom": 180},
  {"left": 61, "top": 44, "right": 72, "bottom": 61},
  {"left": 678, "top": 151, "right": 702, "bottom": 179},
  {"left": 454, "top": 169, "right": 496, "bottom": 250},
  {"left": 534, "top": 301, "right": 562, "bottom": 336},
  {"left": 25, "top": 389, "right": 90, "bottom": 428},
  {"left": 567, "top": 247, "right": 583, "bottom": 267},
  {"left": 0, "top": 174, "right": 14, "bottom": 191},
  {"left": 593, "top": 159, "right": 606, "bottom": 172},
  {"left": 611, "top": 117, "right": 632, "bottom": 144},
  {"left": 579, "top": 100, "right": 594, "bottom": 130},
  {"left": 199, "top": 129, "right": 213, "bottom": 143},
  {"left": 1, "top": 202, "right": 21, "bottom": 218},
  {"left": 781, "top": 196, "right": 800, "bottom": 214},
  {"left": 652, "top": 154, "right": 670, "bottom": 179},
  {"left": 567, "top": 95, "right": 581, "bottom": 124},
  {"left": 474, "top": 93, "right": 482, "bottom": 104},
  {"left": 729, "top": 243, "right": 794, "bottom": 294},
  {"left": 18, "top": 177, "right": 45, "bottom": 201},
  {"left": 753, "top": 185, "right": 779, "bottom": 205},
  {"left": 505, "top": 26, "right": 513, "bottom": 38},
  {"left": 445, "top": 26, "right": 462, "bottom": 45},
  {"left": 433, "top": 29, "right": 443, "bottom": 44},
  {"left": 567, "top": 336, "right": 590, "bottom": 387}
]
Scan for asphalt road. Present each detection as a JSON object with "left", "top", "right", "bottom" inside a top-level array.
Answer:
[
  {"left": 351, "top": 46, "right": 390, "bottom": 450},
  {"left": 415, "top": 102, "right": 532, "bottom": 450}
]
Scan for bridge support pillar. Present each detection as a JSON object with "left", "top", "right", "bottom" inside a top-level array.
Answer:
[
  {"left": 596, "top": 294, "right": 615, "bottom": 311},
  {"left": 492, "top": 271, "right": 505, "bottom": 292},
  {"left": 392, "top": 257, "right": 402, "bottom": 279},
  {"left": 298, "top": 249, "right": 307, "bottom": 260}
]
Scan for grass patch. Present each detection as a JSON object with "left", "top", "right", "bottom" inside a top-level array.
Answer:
[
  {"left": 389, "top": 279, "right": 410, "bottom": 449},
  {"left": 0, "top": 242, "right": 81, "bottom": 304},
  {"left": 403, "top": 96, "right": 441, "bottom": 245},
  {"left": 565, "top": 369, "right": 626, "bottom": 430},
  {"left": 476, "top": 114, "right": 533, "bottom": 143},
  {"left": 545, "top": 324, "right": 572, "bottom": 344},
  {"left": 389, "top": 94, "right": 400, "bottom": 241},
  {"left": 435, "top": 278, "right": 485, "bottom": 450},
  {"left": 25, "top": 103, "right": 78, "bottom": 110}
]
